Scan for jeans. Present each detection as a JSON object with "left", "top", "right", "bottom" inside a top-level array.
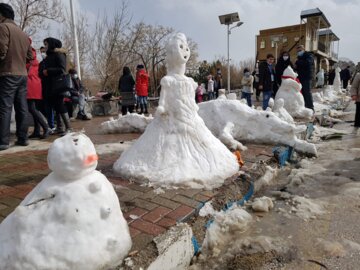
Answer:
[
  {"left": 262, "top": 91, "right": 272, "bottom": 110},
  {"left": 137, "top": 96, "right": 148, "bottom": 105},
  {"left": 208, "top": 92, "right": 215, "bottom": 100},
  {"left": 300, "top": 79, "right": 314, "bottom": 110},
  {"left": 0, "top": 76, "right": 29, "bottom": 145},
  {"left": 241, "top": 92, "right": 252, "bottom": 107}
]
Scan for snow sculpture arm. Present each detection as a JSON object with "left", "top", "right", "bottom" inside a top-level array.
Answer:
[
  {"left": 219, "top": 122, "right": 247, "bottom": 151},
  {"left": 156, "top": 77, "right": 170, "bottom": 116}
]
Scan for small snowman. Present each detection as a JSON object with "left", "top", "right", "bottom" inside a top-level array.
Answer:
[
  {"left": 333, "top": 66, "right": 342, "bottom": 92},
  {"left": 274, "top": 66, "right": 313, "bottom": 119},
  {"left": 0, "top": 133, "right": 131, "bottom": 270},
  {"left": 273, "top": 98, "right": 295, "bottom": 124},
  {"left": 217, "top": 88, "right": 227, "bottom": 100}
]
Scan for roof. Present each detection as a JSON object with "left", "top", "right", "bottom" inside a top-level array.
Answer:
[
  {"left": 301, "top": 8, "right": 331, "bottom": 28},
  {"left": 318, "top": 29, "right": 340, "bottom": 41}
]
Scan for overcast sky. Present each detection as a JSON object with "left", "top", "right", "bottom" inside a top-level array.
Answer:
[{"left": 72, "top": 0, "right": 360, "bottom": 64}]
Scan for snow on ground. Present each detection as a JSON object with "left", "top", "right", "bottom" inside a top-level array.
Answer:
[
  {"left": 101, "top": 113, "right": 153, "bottom": 134},
  {"left": 251, "top": 196, "right": 274, "bottom": 212},
  {"left": 290, "top": 195, "right": 326, "bottom": 220},
  {"left": 0, "top": 133, "right": 131, "bottom": 270},
  {"left": 198, "top": 99, "right": 317, "bottom": 156}
]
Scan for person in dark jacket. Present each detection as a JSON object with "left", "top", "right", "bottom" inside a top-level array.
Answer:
[
  {"left": 258, "top": 54, "right": 276, "bottom": 110},
  {"left": 328, "top": 68, "right": 335, "bottom": 85},
  {"left": 38, "top": 46, "right": 55, "bottom": 130},
  {"left": 275, "top": 51, "right": 294, "bottom": 87},
  {"left": 42, "top": 37, "right": 71, "bottom": 136},
  {"left": 340, "top": 66, "right": 352, "bottom": 89},
  {"left": 68, "top": 68, "right": 90, "bottom": 120},
  {"left": 119, "top": 66, "right": 135, "bottom": 115},
  {"left": 0, "top": 3, "right": 33, "bottom": 150},
  {"left": 295, "top": 45, "right": 314, "bottom": 110}
]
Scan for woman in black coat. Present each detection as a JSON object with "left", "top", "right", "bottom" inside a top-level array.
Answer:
[
  {"left": 42, "top": 37, "right": 71, "bottom": 135},
  {"left": 275, "top": 51, "right": 294, "bottom": 86},
  {"left": 119, "top": 66, "right": 136, "bottom": 115}
]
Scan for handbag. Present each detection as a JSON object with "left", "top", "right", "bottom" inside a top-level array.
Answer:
[{"left": 52, "top": 74, "right": 73, "bottom": 96}]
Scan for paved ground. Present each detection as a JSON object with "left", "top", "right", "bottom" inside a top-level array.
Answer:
[{"left": 0, "top": 114, "right": 273, "bottom": 252}]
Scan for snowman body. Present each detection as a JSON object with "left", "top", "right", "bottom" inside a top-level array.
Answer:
[{"left": 0, "top": 133, "right": 131, "bottom": 270}]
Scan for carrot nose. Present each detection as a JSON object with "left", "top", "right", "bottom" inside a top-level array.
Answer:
[{"left": 84, "top": 154, "right": 98, "bottom": 166}]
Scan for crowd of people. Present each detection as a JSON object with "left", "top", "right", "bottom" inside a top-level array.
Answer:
[{"left": 0, "top": 3, "right": 89, "bottom": 151}]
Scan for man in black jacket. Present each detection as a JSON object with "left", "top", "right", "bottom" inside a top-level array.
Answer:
[
  {"left": 340, "top": 66, "right": 351, "bottom": 89},
  {"left": 258, "top": 54, "right": 276, "bottom": 110},
  {"left": 0, "top": 3, "right": 33, "bottom": 150},
  {"left": 295, "top": 45, "right": 314, "bottom": 110}
]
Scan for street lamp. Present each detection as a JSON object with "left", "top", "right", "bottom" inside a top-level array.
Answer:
[{"left": 219, "top": 12, "right": 243, "bottom": 93}]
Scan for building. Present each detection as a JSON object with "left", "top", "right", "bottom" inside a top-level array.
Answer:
[{"left": 256, "top": 8, "right": 340, "bottom": 73}]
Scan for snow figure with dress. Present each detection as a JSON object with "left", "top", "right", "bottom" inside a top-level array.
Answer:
[
  {"left": 274, "top": 66, "right": 313, "bottom": 119},
  {"left": 113, "top": 33, "right": 239, "bottom": 189},
  {"left": 0, "top": 133, "right": 131, "bottom": 270}
]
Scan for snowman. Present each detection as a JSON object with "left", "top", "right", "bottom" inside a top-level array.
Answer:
[
  {"left": 274, "top": 66, "right": 313, "bottom": 119},
  {"left": 0, "top": 133, "right": 131, "bottom": 270},
  {"left": 333, "top": 66, "right": 342, "bottom": 92},
  {"left": 113, "top": 33, "right": 239, "bottom": 189},
  {"left": 272, "top": 98, "right": 295, "bottom": 124}
]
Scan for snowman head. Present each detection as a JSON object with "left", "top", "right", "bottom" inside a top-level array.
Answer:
[
  {"left": 336, "top": 67, "right": 341, "bottom": 73},
  {"left": 165, "top": 33, "right": 190, "bottom": 67},
  {"left": 282, "top": 66, "right": 297, "bottom": 79},
  {"left": 47, "top": 133, "right": 98, "bottom": 180}
]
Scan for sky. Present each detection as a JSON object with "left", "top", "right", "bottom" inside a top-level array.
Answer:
[{"left": 68, "top": 0, "right": 360, "bottom": 64}]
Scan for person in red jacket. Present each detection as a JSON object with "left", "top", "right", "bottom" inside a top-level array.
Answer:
[
  {"left": 135, "top": 64, "right": 149, "bottom": 114},
  {"left": 26, "top": 41, "right": 51, "bottom": 139}
]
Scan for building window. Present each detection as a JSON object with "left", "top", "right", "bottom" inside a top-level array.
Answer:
[
  {"left": 282, "top": 36, "right": 288, "bottom": 43},
  {"left": 260, "top": 40, "right": 266, "bottom": 49},
  {"left": 271, "top": 40, "right": 276, "bottom": 48}
]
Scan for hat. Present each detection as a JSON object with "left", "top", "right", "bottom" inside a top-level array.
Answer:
[
  {"left": 136, "top": 64, "right": 144, "bottom": 69},
  {"left": 0, "top": 3, "right": 15, "bottom": 20}
]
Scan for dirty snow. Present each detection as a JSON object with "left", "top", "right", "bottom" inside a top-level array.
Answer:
[
  {"left": 199, "top": 201, "right": 216, "bottom": 217},
  {"left": 251, "top": 196, "right": 274, "bottom": 212},
  {"left": 101, "top": 113, "right": 153, "bottom": 134},
  {"left": 0, "top": 133, "right": 131, "bottom": 270},
  {"left": 291, "top": 195, "right": 326, "bottom": 220}
]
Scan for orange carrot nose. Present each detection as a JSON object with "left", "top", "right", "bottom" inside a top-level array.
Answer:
[
  {"left": 84, "top": 154, "right": 98, "bottom": 166},
  {"left": 233, "top": 150, "right": 244, "bottom": 167}
]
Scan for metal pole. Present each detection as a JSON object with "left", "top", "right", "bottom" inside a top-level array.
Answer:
[
  {"left": 70, "top": 0, "right": 81, "bottom": 80},
  {"left": 227, "top": 24, "right": 230, "bottom": 94}
]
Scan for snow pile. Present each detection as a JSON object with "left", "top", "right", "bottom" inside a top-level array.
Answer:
[
  {"left": 312, "top": 92, "right": 324, "bottom": 103},
  {"left": 113, "top": 33, "right": 239, "bottom": 189},
  {"left": 274, "top": 66, "right": 313, "bottom": 119},
  {"left": 316, "top": 238, "right": 346, "bottom": 257},
  {"left": 202, "top": 207, "right": 253, "bottom": 253},
  {"left": 310, "top": 126, "right": 351, "bottom": 142},
  {"left": 101, "top": 113, "right": 153, "bottom": 134},
  {"left": 251, "top": 196, "right": 274, "bottom": 212},
  {"left": 198, "top": 99, "right": 317, "bottom": 156},
  {"left": 287, "top": 158, "right": 326, "bottom": 186},
  {"left": 0, "top": 133, "right": 131, "bottom": 270},
  {"left": 254, "top": 166, "right": 278, "bottom": 192},
  {"left": 291, "top": 195, "right": 326, "bottom": 220},
  {"left": 217, "top": 88, "right": 226, "bottom": 100},
  {"left": 199, "top": 201, "right": 216, "bottom": 217}
]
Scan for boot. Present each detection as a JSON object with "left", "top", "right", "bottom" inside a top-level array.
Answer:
[
  {"left": 144, "top": 104, "right": 148, "bottom": 114},
  {"left": 59, "top": 113, "right": 72, "bottom": 136},
  {"left": 55, "top": 113, "right": 64, "bottom": 134}
]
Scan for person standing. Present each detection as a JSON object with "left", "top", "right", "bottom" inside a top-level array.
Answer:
[
  {"left": 350, "top": 72, "right": 360, "bottom": 132},
  {"left": 67, "top": 69, "right": 90, "bottom": 120},
  {"left": 38, "top": 46, "right": 55, "bottom": 130},
  {"left": 295, "top": 45, "right": 314, "bottom": 110},
  {"left": 195, "top": 82, "right": 203, "bottom": 103},
  {"left": 241, "top": 68, "right": 254, "bottom": 107},
  {"left": 135, "top": 64, "right": 149, "bottom": 114},
  {"left": 42, "top": 37, "right": 71, "bottom": 136},
  {"left": 207, "top": 75, "right": 215, "bottom": 100},
  {"left": 258, "top": 54, "right": 276, "bottom": 110},
  {"left": 0, "top": 3, "right": 33, "bottom": 150},
  {"left": 26, "top": 40, "right": 51, "bottom": 139},
  {"left": 119, "top": 66, "right": 135, "bottom": 115},
  {"left": 275, "top": 51, "right": 293, "bottom": 87},
  {"left": 340, "top": 65, "right": 352, "bottom": 89}
]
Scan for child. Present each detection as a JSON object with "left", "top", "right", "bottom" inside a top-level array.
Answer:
[{"left": 241, "top": 68, "right": 254, "bottom": 107}]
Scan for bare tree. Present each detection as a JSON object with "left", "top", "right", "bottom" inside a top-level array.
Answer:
[
  {"left": 10, "top": 0, "right": 63, "bottom": 36},
  {"left": 89, "top": 1, "right": 132, "bottom": 91}
]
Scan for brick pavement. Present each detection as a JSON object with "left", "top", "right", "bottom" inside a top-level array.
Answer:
[{"left": 0, "top": 116, "right": 274, "bottom": 252}]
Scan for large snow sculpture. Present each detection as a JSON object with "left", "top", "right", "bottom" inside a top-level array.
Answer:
[
  {"left": 333, "top": 67, "right": 342, "bottom": 92},
  {"left": 316, "top": 68, "right": 325, "bottom": 88},
  {"left": 0, "top": 133, "right": 131, "bottom": 270},
  {"left": 198, "top": 99, "right": 317, "bottom": 156},
  {"left": 101, "top": 113, "right": 153, "bottom": 134},
  {"left": 274, "top": 66, "right": 313, "bottom": 119},
  {"left": 113, "top": 33, "right": 239, "bottom": 189}
]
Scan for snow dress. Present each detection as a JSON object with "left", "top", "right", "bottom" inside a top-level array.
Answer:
[{"left": 114, "top": 74, "right": 239, "bottom": 189}]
